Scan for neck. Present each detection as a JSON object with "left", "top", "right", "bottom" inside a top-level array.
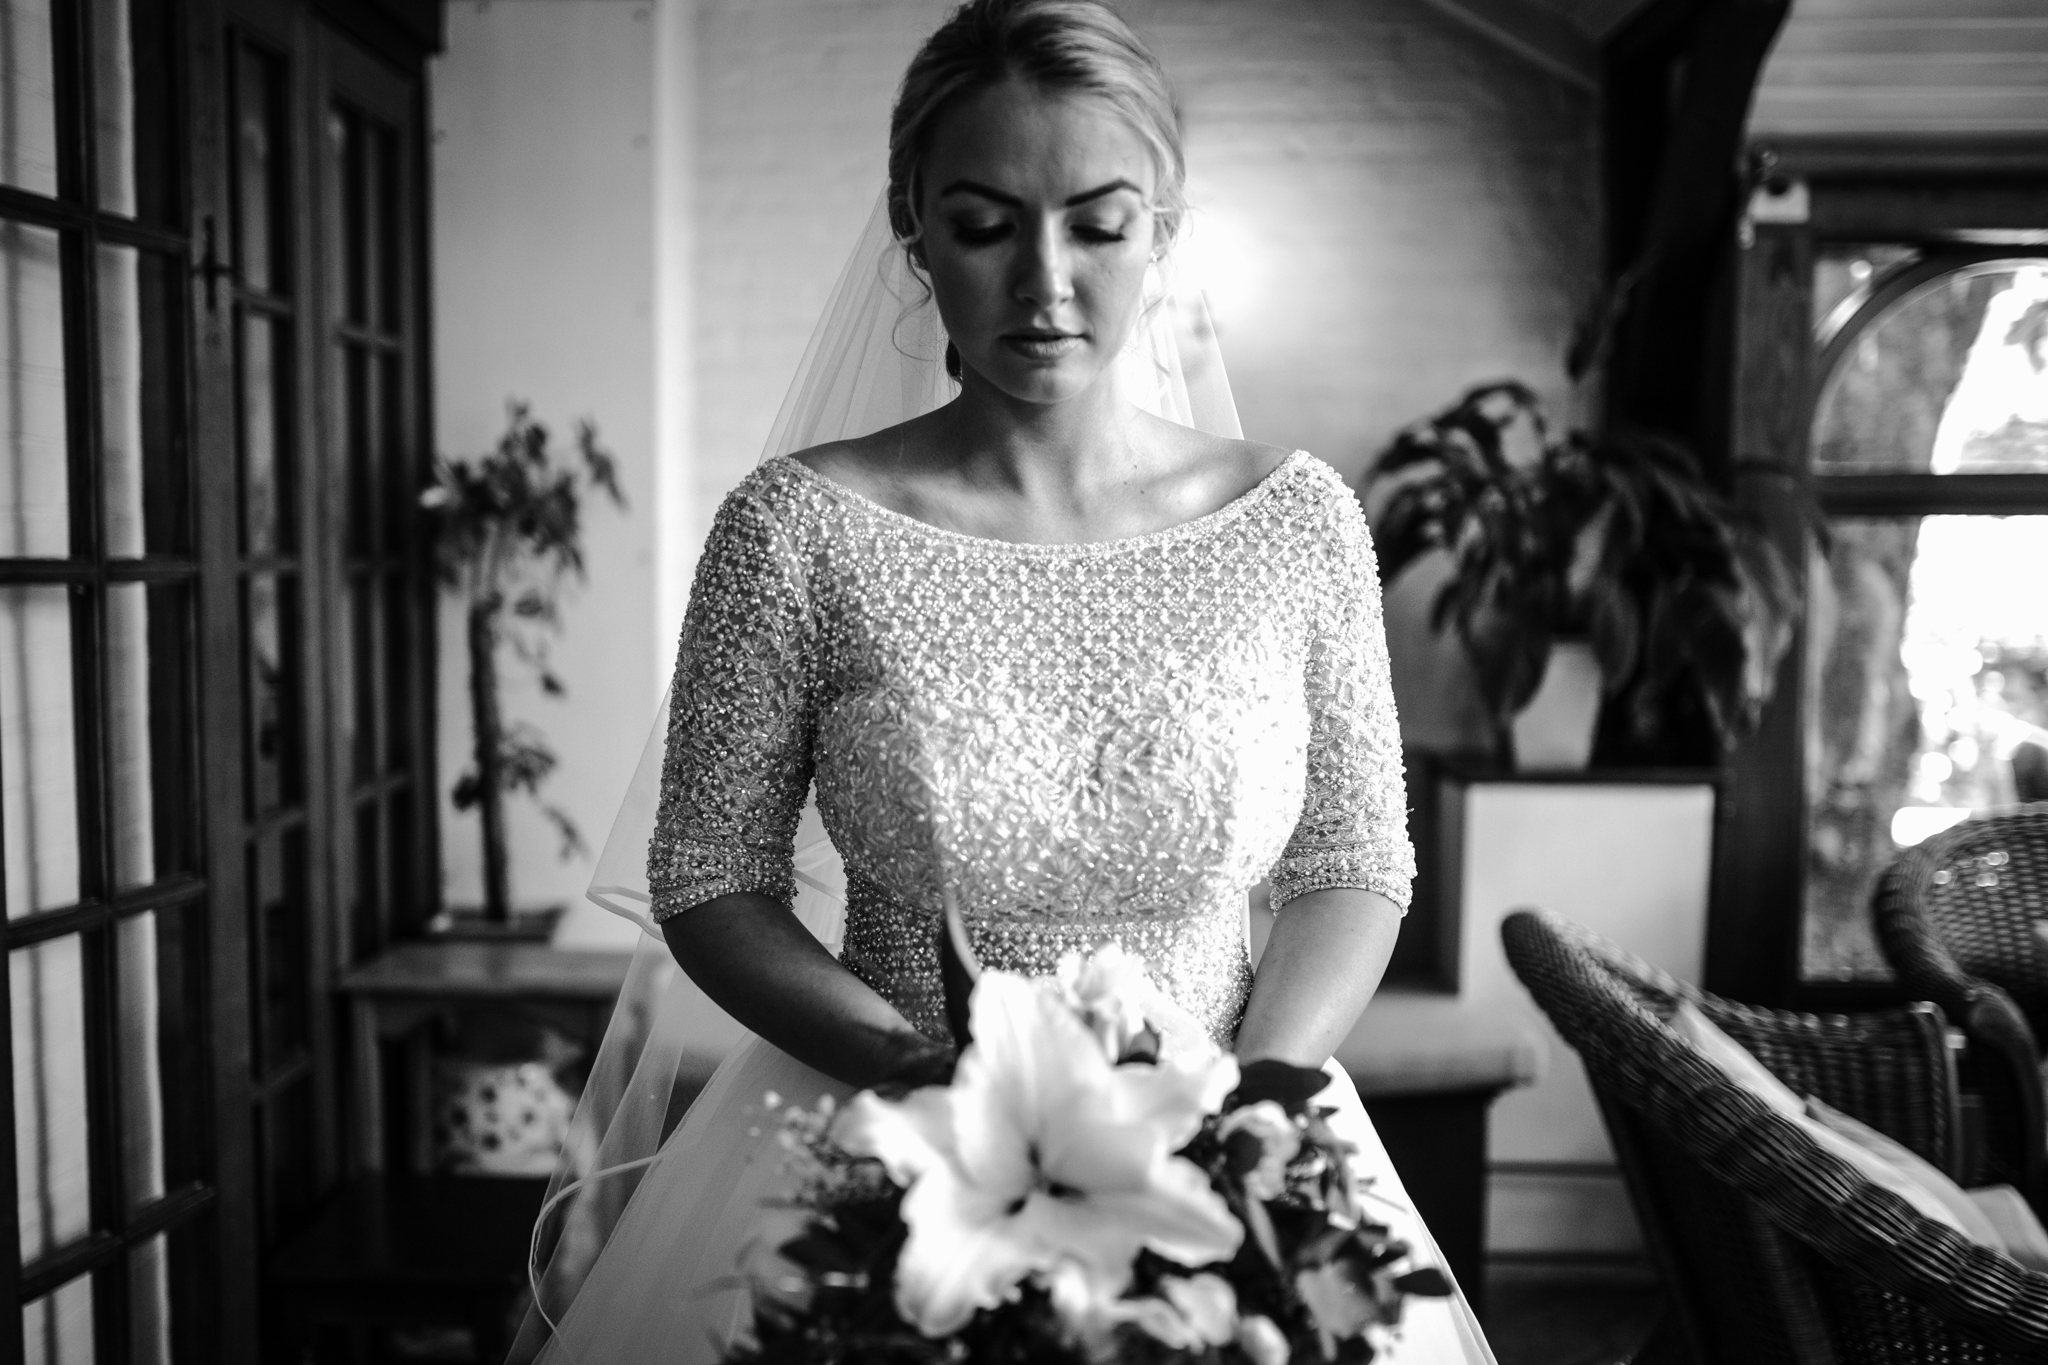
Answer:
[{"left": 937, "top": 365, "right": 1146, "bottom": 508}]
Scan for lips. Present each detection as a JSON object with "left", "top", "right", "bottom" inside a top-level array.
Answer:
[{"left": 1002, "top": 330, "right": 1084, "bottom": 361}]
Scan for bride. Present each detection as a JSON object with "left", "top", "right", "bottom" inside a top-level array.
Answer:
[{"left": 513, "top": 1, "right": 1497, "bottom": 1360}]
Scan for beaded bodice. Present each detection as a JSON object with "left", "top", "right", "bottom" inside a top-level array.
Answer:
[{"left": 648, "top": 452, "right": 1413, "bottom": 1044}]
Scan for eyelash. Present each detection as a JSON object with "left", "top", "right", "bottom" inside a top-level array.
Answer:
[{"left": 951, "top": 223, "right": 1129, "bottom": 247}]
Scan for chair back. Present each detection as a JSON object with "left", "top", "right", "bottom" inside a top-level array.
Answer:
[
  {"left": 1876, "top": 805, "right": 2048, "bottom": 1031},
  {"left": 1502, "top": 907, "right": 2048, "bottom": 1365}
]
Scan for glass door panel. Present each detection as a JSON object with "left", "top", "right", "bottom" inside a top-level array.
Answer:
[
  {"left": 0, "top": 586, "right": 79, "bottom": 916},
  {"left": 11, "top": 935, "right": 92, "bottom": 1262},
  {"left": 0, "top": 0, "right": 60, "bottom": 196},
  {"left": 0, "top": 222, "right": 70, "bottom": 558}
]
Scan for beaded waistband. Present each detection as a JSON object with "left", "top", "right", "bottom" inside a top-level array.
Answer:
[{"left": 837, "top": 872, "right": 1252, "bottom": 1047}]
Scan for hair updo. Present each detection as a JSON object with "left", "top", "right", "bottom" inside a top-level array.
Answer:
[{"left": 887, "top": 0, "right": 1187, "bottom": 268}]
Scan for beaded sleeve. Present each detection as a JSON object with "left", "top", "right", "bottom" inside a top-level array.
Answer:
[
  {"left": 647, "top": 488, "right": 817, "bottom": 923},
  {"left": 1267, "top": 482, "right": 1416, "bottom": 914}
]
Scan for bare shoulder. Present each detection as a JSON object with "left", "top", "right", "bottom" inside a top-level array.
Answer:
[
  {"left": 786, "top": 433, "right": 881, "bottom": 488},
  {"left": 1144, "top": 416, "right": 1294, "bottom": 504},
  {"left": 785, "top": 418, "right": 940, "bottom": 504}
]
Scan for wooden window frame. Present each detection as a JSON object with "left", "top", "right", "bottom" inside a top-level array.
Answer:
[{"left": 1713, "top": 137, "right": 2048, "bottom": 1010}]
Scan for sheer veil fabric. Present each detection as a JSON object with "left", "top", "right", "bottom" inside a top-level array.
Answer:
[{"left": 512, "top": 194, "right": 1493, "bottom": 1364}]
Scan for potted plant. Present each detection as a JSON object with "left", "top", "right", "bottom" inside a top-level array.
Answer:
[
  {"left": 422, "top": 400, "right": 625, "bottom": 934},
  {"left": 1363, "top": 381, "right": 1800, "bottom": 769}
]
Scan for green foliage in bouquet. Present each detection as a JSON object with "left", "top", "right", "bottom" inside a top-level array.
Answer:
[
  {"left": 422, "top": 401, "right": 624, "bottom": 921},
  {"left": 1363, "top": 381, "right": 1803, "bottom": 762},
  {"left": 723, "top": 948, "right": 1451, "bottom": 1365}
]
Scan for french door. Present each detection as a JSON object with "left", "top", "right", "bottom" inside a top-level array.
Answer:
[{"left": 0, "top": 0, "right": 438, "bottom": 1357}]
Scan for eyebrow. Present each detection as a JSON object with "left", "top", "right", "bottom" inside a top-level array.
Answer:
[{"left": 937, "top": 178, "right": 1145, "bottom": 208}]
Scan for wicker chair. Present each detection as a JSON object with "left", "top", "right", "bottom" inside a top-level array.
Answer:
[
  {"left": 1874, "top": 804, "right": 2048, "bottom": 1205},
  {"left": 1501, "top": 907, "right": 2048, "bottom": 1365}
]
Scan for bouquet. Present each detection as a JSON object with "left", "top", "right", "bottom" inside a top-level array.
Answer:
[{"left": 725, "top": 922, "right": 1450, "bottom": 1364}]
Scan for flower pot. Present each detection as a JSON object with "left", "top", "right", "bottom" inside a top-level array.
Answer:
[{"left": 1510, "top": 641, "right": 1602, "bottom": 771}]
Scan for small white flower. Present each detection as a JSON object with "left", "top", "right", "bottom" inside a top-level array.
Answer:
[
  {"left": 419, "top": 485, "right": 453, "bottom": 509},
  {"left": 1054, "top": 943, "right": 1212, "bottom": 1064},
  {"left": 1047, "top": 1266, "right": 1238, "bottom": 1355},
  {"left": 1157, "top": 1273, "right": 1238, "bottom": 1347},
  {"left": 1220, "top": 1100, "right": 1302, "bottom": 1201},
  {"left": 1236, "top": 1313, "right": 1291, "bottom": 1365}
]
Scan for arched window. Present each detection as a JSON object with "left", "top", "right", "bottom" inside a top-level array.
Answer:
[{"left": 1801, "top": 250, "right": 2048, "bottom": 980}]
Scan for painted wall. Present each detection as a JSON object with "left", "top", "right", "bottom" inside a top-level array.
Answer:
[{"left": 430, "top": 0, "right": 660, "bottom": 930}]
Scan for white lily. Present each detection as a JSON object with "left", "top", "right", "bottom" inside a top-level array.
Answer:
[
  {"left": 1053, "top": 942, "right": 1209, "bottom": 1064},
  {"left": 834, "top": 969, "right": 1243, "bottom": 1336}
]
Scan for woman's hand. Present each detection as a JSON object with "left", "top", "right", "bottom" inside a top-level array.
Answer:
[
  {"left": 661, "top": 893, "right": 956, "bottom": 1090},
  {"left": 1234, "top": 887, "right": 1401, "bottom": 1067}
]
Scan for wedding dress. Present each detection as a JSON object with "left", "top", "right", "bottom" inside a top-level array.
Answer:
[{"left": 511, "top": 198, "right": 1496, "bottom": 1365}]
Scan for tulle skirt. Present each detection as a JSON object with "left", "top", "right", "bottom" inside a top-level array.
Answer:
[{"left": 520, "top": 1035, "right": 1497, "bottom": 1365}]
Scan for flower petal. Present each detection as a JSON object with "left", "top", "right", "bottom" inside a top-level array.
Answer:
[
  {"left": 893, "top": 1164, "right": 1048, "bottom": 1336},
  {"left": 1087, "top": 1156, "right": 1245, "bottom": 1269},
  {"left": 831, "top": 1086, "right": 953, "bottom": 1187},
  {"left": 954, "top": 973, "right": 1106, "bottom": 1189}
]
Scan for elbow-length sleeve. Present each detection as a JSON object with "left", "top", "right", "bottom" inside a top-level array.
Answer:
[
  {"left": 647, "top": 487, "right": 817, "bottom": 922},
  {"left": 1267, "top": 495, "right": 1416, "bottom": 914}
]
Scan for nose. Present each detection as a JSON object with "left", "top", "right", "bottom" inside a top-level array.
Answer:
[{"left": 1013, "top": 218, "right": 1073, "bottom": 313}]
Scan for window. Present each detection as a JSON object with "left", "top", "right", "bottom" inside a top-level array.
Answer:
[
  {"left": 1802, "top": 251, "right": 2048, "bottom": 980},
  {"left": 1, "top": 0, "right": 212, "bottom": 1357},
  {"left": 1715, "top": 163, "right": 2048, "bottom": 1005},
  {"left": 0, "top": 0, "right": 438, "bottom": 1353}
]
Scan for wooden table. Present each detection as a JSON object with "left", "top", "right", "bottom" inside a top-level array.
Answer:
[{"left": 337, "top": 941, "right": 633, "bottom": 1173}]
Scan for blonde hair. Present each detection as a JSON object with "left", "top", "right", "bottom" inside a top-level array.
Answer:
[{"left": 887, "top": 0, "right": 1186, "bottom": 267}]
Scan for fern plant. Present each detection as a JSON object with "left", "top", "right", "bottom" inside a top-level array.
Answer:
[
  {"left": 1365, "top": 381, "right": 1800, "bottom": 764},
  {"left": 423, "top": 401, "right": 624, "bottom": 923}
]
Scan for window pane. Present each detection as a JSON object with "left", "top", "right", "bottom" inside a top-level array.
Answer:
[
  {"left": 91, "top": 0, "right": 134, "bottom": 214},
  {"left": 259, "top": 1079, "right": 315, "bottom": 1237},
  {"left": 1, "top": 585, "right": 78, "bottom": 916},
  {"left": 1, "top": 221, "right": 69, "bottom": 558},
  {"left": 343, "top": 346, "right": 370, "bottom": 557},
  {"left": 111, "top": 584, "right": 194, "bottom": 885},
  {"left": 239, "top": 312, "right": 292, "bottom": 556},
  {"left": 107, "top": 584, "right": 155, "bottom": 889},
  {"left": 251, "top": 827, "right": 309, "bottom": 1075},
  {"left": 117, "top": 912, "right": 166, "bottom": 1213},
  {"left": 332, "top": 106, "right": 366, "bottom": 326},
  {"left": 352, "top": 799, "right": 377, "bottom": 960},
  {"left": 145, "top": 906, "right": 202, "bottom": 1194},
  {"left": 1814, "top": 261, "right": 2048, "bottom": 476},
  {"left": 1804, "top": 514, "right": 2048, "bottom": 980},
  {"left": 244, "top": 574, "right": 303, "bottom": 813},
  {"left": 233, "top": 43, "right": 288, "bottom": 297},
  {"left": 21, "top": 1273, "right": 94, "bottom": 1365},
  {"left": 99, "top": 247, "right": 187, "bottom": 557},
  {"left": 375, "top": 124, "right": 401, "bottom": 333},
  {"left": 13, "top": 935, "right": 92, "bottom": 1262},
  {"left": 381, "top": 351, "right": 411, "bottom": 552},
  {"left": 384, "top": 575, "right": 411, "bottom": 772},
  {"left": 128, "top": 1234, "right": 169, "bottom": 1365},
  {"left": 0, "top": 0, "right": 59, "bottom": 197},
  {"left": 348, "top": 578, "right": 373, "bottom": 782},
  {"left": 388, "top": 785, "right": 416, "bottom": 938}
]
